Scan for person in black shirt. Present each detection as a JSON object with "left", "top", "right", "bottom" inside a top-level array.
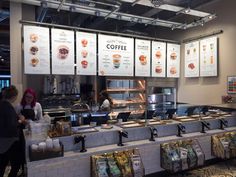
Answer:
[{"left": 0, "top": 86, "right": 22, "bottom": 177}]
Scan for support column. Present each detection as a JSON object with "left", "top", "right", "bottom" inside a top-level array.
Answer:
[{"left": 10, "top": 2, "right": 23, "bottom": 103}]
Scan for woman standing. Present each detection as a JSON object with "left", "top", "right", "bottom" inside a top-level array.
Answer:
[
  {"left": 0, "top": 86, "right": 21, "bottom": 177},
  {"left": 15, "top": 88, "right": 43, "bottom": 176},
  {"left": 15, "top": 88, "right": 43, "bottom": 122}
]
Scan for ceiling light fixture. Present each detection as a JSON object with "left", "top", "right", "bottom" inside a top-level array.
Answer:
[
  {"left": 95, "top": 10, "right": 100, "bottom": 16},
  {"left": 117, "top": 14, "right": 122, "bottom": 20},
  {"left": 176, "top": 7, "right": 191, "bottom": 15},
  {"left": 137, "top": 18, "right": 142, "bottom": 23},
  {"left": 130, "top": 17, "right": 136, "bottom": 23},
  {"left": 150, "top": 0, "right": 163, "bottom": 7},
  {"left": 69, "top": 6, "right": 76, "bottom": 12},
  {"left": 40, "top": 1, "right": 47, "bottom": 8}
]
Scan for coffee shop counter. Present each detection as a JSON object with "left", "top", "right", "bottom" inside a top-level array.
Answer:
[{"left": 25, "top": 115, "right": 236, "bottom": 177}]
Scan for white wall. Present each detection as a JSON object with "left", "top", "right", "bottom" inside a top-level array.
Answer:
[{"left": 158, "top": 0, "right": 236, "bottom": 105}]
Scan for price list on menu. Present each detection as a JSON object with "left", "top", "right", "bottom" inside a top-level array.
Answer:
[
  {"left": 200, "top": 36, "right": 218, "bottom": 77},
  {"left": 76, "top": 32, "right": 97, "bottom": 75},
  {"left": 167, "top": 43, "right": 180, "bottom": 78},
  {"left": 184, "top": 41, "right": 199, "bottom": 77},
  {"left": 51, "top": 28, "right": 75, "bottom": 75},
  {"left": 98, "top": 34, "right": 134, "bottom": 76},
  {"left": 228, "top": 76, "right": 236, "bottom": 94},
  {"left": 23, "top": 25, "right": 50, "bottom": 74},
  {"left": 151, "top": 41, "right": 166, "bottom": 77},
  {"left": 135, "top": 39, "right": 151, "bottom": 77}
]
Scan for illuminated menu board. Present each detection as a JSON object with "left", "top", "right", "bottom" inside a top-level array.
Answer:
[
  {"left": 151, "top": 41, "right": 166, "bottom": 77},
  {"left": 135, "top": 39, "right": 151, "bottom": 77},
  {"left": 167, "top": 43, "right": 180, "bottom": 78},
  {"left": 184, "top": 41, "right": 199, "bottom": 77},
  {"left": 76, "top": 32, "right": 97, "bottom": 75},
  {"left": 98, "top": 34, "right": 134, "bottom": 76},
  {"left": 51, "top": 28, "right": 75, "bottom": 75},
  {"left": 23, "top": 25, "right": 50, "bottom": 74},
  {"left": 200, "top": 36, "right": 218, "bottom": 77}
]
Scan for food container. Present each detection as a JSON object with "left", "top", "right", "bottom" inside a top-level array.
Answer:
[{"left": 29, "top": 141, "right": 64, "bottom": 162}]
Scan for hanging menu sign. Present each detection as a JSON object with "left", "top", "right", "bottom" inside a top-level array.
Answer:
[
  {"left": 76, "top": 32, "right": 97, "bottom": 75},
  {"left": 151, "top": 41, "right": 166, "bottom": 77},
  {"left": 200, "top": 36, "right": 218, "bottom": 77},
  {"left": 98, "top": 34, "right": 134, "bottom": 76},
  {"left": 51, "top": 28, "right": 75, "bottom": 75},
  {"left": 23, "top": 25, "right": 50, "bottom": 74},
  {"left": 135, "top": 39, "right": 151, "bottom": 77},
  {"left": 167, "top": 43, "right": 180, "bottom": 78},
  {"left": 184, "top": 41, "right": 199, "bottom": 77}
]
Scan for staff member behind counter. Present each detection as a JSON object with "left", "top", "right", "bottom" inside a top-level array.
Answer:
[
  {"left": 98, "top": 90, "right": 113, "bottom": 112},
  {"left": 15, "top": 88, "right": 43, "bottom": 176},
  {"left": 15, "top": 88, "right": 43, "bottom": 122}
]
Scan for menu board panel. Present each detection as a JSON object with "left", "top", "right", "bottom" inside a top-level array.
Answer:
[
  {"left": 200, "top": 36, "right": 218, "bottom": 77},
  {"left": 151, "top": 41, "right": 166, "bottom": 77},
  {"left": 76, "top": 32, "right": 97, "bottom": 75},
  {"left": 23, "top": 25, "right": 50, "bottom": 74},
  {"left": 98, "top": 34, "right": 134, "bottom": 76},
  {"left": 167, "top": 43, "right": 180, "bottom": 78},
  {"left": 184, "top": 41, "right": 199, "bottom": 77},
  {"left": 227, "top": 76, "right": 236, "bottom": 94},
  {"left": 135, "top": 39, "right": 151, "bottom": 77},
  {"left": 51, "top": 28, "right": 75, "bottom": 75}
]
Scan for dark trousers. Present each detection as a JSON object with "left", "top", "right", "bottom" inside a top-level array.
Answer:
[{"left": 0, "top": 141, "right": 21, "bottom": 177}]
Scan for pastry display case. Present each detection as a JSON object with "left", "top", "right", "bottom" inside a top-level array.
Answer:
[
  {"left": 106, "top": 78, "right": 146, "bottom": 118},
  {"left": 161, "top": 139, "right": 204, "bottom": 173},
  {"left": 212, "top": 131, "right": 236, "bottom": 159}
]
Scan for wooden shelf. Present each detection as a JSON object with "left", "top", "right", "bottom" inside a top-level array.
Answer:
[{"left": 106, "top": 88, "right": 145, "bottom": 92}]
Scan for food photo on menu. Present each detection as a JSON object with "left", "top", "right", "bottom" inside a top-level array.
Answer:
[
  {"left": 155, "top": 65, "right": 162, "bottom": 74},
  {"left": 139, "top": 55, "right": 147, "bottom": 65},
  {"left": 30, "top": 33, "right": 38, "bottom": 43},
  {"left": 170, "top": 52, "right": 177, "bottom": 60},
  {"left": 112, "top": 54, "right": 121, "bottom": 69},
  {"left": 31, "top": 57, "right": 39, "bottom": 67},
  {"left": 170, "top": 66, "right": 177, "bottom": 75},
  {"left": 81, "top": 39, "right": 88, "bottom": 47},
  {"left": 188, "top": 63, "right": 195, "bottom": 70},
  {"left": 155, "top": 50, "right": 161, "bottom": 59},
  {"left": 30, "top": 46, "right": 38, "bottom": 55},
  {"left": 58, "top": 45, "right": 69, "bottom": 59}
]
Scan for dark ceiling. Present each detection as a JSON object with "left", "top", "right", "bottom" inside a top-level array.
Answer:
[{"left": 0, "top": 0, "right": 217, "bottom": 75}]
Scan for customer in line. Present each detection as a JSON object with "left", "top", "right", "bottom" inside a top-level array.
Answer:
[{"left": 0, "top": 85, "right": 21, "bottom": 177}]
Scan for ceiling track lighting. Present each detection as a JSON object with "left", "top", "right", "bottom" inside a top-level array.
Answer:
[
  {"left": 131, "top": 0, "right": 141, "bottom": 6},
  {"left": 104, "top": 6, "right": 120, "bottom": 20},
  {"left": 14, "top": 0, "right": 217, "bottom": 30}
]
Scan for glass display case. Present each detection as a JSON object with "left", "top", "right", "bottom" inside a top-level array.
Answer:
[
  {"left": 147, "top": 87, "right": 176, "bottom": 118},
  {"left": 106, "top": 78, "right": 146, "bottom": 118}
]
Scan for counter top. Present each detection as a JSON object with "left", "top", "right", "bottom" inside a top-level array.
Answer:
[{"left": 210, "top": 103, "right": 236, "bottom": 110}]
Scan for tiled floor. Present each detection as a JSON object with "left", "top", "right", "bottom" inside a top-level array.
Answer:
[
  {"left": 4, "top": 159, "right": 236, "bottom": 177},
  {"left": 147, "top": 159, "right": 236, "bottom": 177}
]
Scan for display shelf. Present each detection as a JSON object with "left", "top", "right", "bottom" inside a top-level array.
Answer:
[
  {"left": 106, "top": 88, "right": 145, "bottom": 92},
  {"left": 106, "top": 78, "right": 146, "bottom": 118}
]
